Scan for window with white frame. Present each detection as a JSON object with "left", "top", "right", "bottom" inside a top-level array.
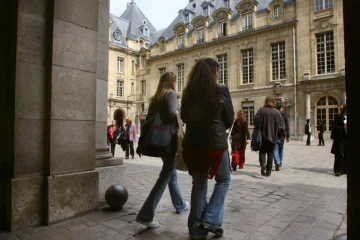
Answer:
[
  {"left": 141, "top": 80, "right": 146, "bottom": 94},
  {"left": 185, "top": 14, "right": 190, "bottom": 24},
  {"left": 197, "top": 28, "right": 204, "bottom": 43},
  {"left": 117, "top": 57, "right": 124, "bottom": 73},
  {"left": 141, "top": 55, "right": 147, "bottom": 68},
  {"left": 116, "top": 80, "right": 124, "bottom": 97},
  {"left": 203, "top": 6, "right": 210, "bottom": 16},
  {"left": 159, "top": 67, "right": 166, "bottom": 76},
  {"left": 273, "top": 5, "right": 282, "bottom": 19},
  {"left": 131, "top": 81, "right": 134, "bottom": 95},
  {"left": 218, "top": 21, "right": 227, "bottom": 37},
  {"left": 178, "top": 34, "right": 185, "bottom": 48},
  {"left": 160, "top": 40, "right": 165, "bottom": 51},
  {"left": 315, "top": 0, "right": 332, "bottom": 11},
  {"left": 177, "top": 63, "right": 185, "bottom": 92},
  {"left": 316, "top": 31, "right": 335, "bottom": 74},
  {"left": 224, "top": 0, "right": 230, "bottom": 8},
  {"left": 217, "top": 54, "right": 228, "bottom": 86},
  {"left": 271, "top": 42, "right": 286, "bottom": 80},
  {"left": 242, "top": 12, "right": 252, "bottom": 30},
  {"left": 242, "top": 49, "right": 254, "bottom": 84},
  {"left": 242, "top": 102, "right": 254, "bottom": 126}
]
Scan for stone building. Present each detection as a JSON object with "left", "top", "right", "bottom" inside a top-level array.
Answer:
[{"left": 109, "top": 0, "right": 345, "bottom": 140}]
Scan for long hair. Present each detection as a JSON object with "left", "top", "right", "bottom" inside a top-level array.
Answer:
[
  {"left": 182, "top": 58, "right": 221, "bottom": 117},
  {"left": 149, "top": 72, "right": 176, "bottom": 105},
  {"left": 236, "top": 110, "right": 246, "bottom": 125},
  {"left": 264, "top": 96, "right": 276, "bottom": 108}
]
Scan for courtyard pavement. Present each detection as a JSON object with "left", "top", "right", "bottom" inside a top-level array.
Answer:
[{"left": 0, "top": 140, "right": 347, "bottom": 240}]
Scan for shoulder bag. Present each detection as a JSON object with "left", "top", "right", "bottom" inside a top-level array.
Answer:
[{"left": 137, "top": 93, "right": 176, "bottom": 157}]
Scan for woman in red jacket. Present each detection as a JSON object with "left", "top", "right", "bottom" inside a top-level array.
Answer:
[{"left": 231, "top": 110, "right": 250, "bottom": 171}]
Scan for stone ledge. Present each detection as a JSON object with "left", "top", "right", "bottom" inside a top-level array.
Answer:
[{"left": 96, "top": 157, "right": 123, "bottom": 168}]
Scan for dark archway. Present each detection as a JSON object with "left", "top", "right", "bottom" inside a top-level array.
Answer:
[{"left": 114, "top": 108, "right": 125, "bottom": 127}]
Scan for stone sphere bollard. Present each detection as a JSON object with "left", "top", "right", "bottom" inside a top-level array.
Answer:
[{"left": 105, "top": 184, "right": 128, "bottom": 208}]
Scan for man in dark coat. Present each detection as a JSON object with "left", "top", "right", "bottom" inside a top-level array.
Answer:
[
  {"left": 305, "top": 119, "right": 311, "bottom": 145},
  {"left": 316, "top": 120, "right": 325, "bottom": 146}
]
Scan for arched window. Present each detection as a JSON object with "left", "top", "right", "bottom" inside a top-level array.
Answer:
[
  {"left": 316, "top": 95, "right": 339, "bottom": 132},
  {"left": 273, "top": 5, "right": 282, "bottom": 19}
]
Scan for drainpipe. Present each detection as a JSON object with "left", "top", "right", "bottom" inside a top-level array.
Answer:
[{"left": 293, "top": 25, "right": 297, "bottom": 139}]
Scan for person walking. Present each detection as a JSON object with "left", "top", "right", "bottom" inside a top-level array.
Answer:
[
  {"left": 231, "top": 110, "right": 250, "bottom": 171},
  {"left": 181, "top": 58, "right": 234, "bottom": 239},
  {"left": 107, "top": 120, "right": 120, "bottom": 157},
  {"left": 305, "top": 119, "right": 312, "bottom": 145},
  {"left": 124, "top": 116, "right": 137, "bottom": 159},
  {"left": 331, "top": 104, "right": 347, "bottom": 176},
  {"left": 252, "top": 96, "right": 285, "bottom": 177},
  {"left": 273, "top": 103, "right": 290, "bottom": 171},
  {"left": 317, "top": 120, "right": 325, "bottom": 146},
  {"left": 135, "top": 72, "right": 189, "bottom": 229}
]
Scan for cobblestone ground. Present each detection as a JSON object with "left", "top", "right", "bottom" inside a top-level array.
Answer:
[{"left": 1, "top": 140, "right": 347, "bottom": 240}]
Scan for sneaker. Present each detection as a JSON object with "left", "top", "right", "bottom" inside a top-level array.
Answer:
[
  {"left": 261, "top": 166, "right": 266, "bottom": 176},
  {"left": 178, "top": 201, "right": 190, "bottom": 214},
  {"left": 275, "top": 164, "right": 280, "bottom": 171},
  {"left": 136, "top": 218, "right": 159, "bottom": 229},
  {"left": 203, "top": 223, "right": 223, "bottom": 237}
]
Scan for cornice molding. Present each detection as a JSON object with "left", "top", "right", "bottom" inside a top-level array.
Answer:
[{"left": 148, "top": 19, "right": 297, "bottom": 63}]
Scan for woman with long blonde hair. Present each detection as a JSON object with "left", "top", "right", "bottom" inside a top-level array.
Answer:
[{"left": 135, "top": 72, "right": 189, "bottom": 228}]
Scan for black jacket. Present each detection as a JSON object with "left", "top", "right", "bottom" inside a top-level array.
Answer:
[
  {"left": 316, "top": 123, "right": 325, "bottom": 133},
  {"left": 331, "top": 114, "right": 347, "bottom": 155},
  {"left": 252, "top": 107, "right": 285, "bottom": 144},
  {"left": 305, "top": 123, "right": 311, "bottom": 135},
  {"left": 181, "top": 83, "right": 234, "bottom": 149}
]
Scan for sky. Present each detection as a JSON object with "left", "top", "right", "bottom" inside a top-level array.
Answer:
[{"left": 110, "top": 0, "right": 189, "bottom": 30}]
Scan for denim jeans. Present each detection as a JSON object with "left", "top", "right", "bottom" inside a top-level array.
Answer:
[
  {"left": 136, "top": 154, "right": 187, "bottom": 222},
  {"left": 273, "top": 138, "right": 284, "bottom": 165},
  {"left": 188, "top": 150, "right": 231, "bottom": 237}
]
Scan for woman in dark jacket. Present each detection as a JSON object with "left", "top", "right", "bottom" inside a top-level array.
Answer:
[
  {"left": 135, "top": 72, "right": 189, "bottom": 229},
  {"left": 231, "top": 110, "right": 250, "bottom": 171},
  {"left": 252, "top": 96, "right": 285, "bottom": 177},
  {"left": 181, "top": 58, "right": 234, "bottom": 240},
  {"left": 331, "top": 104, "right": 347, "bottom": 176}
]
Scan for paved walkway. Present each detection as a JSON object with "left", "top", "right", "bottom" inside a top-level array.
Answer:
[{"left": 1, "top": 140, "right": 347, "bottom": 240}]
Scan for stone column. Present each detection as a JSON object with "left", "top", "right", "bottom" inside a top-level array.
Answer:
[
  {"left": 95, "top": 0, "right": 115, "bottom": 164},
  {"left": 306, "top": 92, "right": 311, "bottom": 120}
]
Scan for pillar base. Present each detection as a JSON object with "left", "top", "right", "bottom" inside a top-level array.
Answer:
[
  {"left": 334, "top": 233, "right": 347, "bottom": 240},
  {"left": 97, "top": 165, "right": 126, "bottom": 205},
  {"left": 46, "top": 171, "right": 99, "bottom": 225}
]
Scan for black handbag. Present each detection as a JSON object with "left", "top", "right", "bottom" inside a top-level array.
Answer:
[
  {"left": 137, "top": 112, "right": 175, "bottom": 157},
  {"left": 251, "top": 129, "right": 262, "bottom": 152}
]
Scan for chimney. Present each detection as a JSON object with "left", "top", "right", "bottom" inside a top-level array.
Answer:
[
  {"left": 127, "top": 2, "right": 130, "bottom": 7},
  {"left": 178, "top": 9, "right": 183, "bottom": 14}
]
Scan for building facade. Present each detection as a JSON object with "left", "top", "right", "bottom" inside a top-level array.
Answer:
[{"left": 109, "top": 0, "right": 345, "bottom": 140}]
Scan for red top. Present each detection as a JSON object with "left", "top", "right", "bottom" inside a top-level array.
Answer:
[
  {"left": 183, "top": 148, "right": 224, "bottom": 179},
  {"left": 108, "top": 126, "right": 117, "bottom": 139}
]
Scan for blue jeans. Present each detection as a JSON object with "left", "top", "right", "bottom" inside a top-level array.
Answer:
[
  {"left": 273, "top": 138, "right": 284, "bottom": 165},
  {"left": 188, "top": 150, "right": 231, "bottom": 237},
  {"left": 136, "top": 154, "right": 187, "bottom": 222}
]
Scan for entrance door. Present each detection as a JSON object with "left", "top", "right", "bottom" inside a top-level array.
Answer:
[
  {"left": 114, "top": 108, "right": 125, "bottom": 127},
  {"left": 316, "top": 95, "right": 339, "bottom": 139}
]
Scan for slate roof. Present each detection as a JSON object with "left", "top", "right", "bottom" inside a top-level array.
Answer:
[
  {"left": 110, "top": 1, "right": 157, "bottom": 48},
  {"left": 151, "top": 0, "right": 294, "bottom": 45}
]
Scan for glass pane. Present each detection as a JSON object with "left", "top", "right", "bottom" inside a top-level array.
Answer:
[
  {"left": 317, "top": 96, "right": 326, "bottom": 106},
  {"left": 327, "top": 96, "right": 338, "bottom": 105}
]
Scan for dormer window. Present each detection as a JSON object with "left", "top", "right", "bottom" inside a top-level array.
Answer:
[
  {"left": 185, "top": 14, "right": 190, "bottom": 24},
  {"left": 218, "top": 20, "right": 227, "bottom": 37},
  {"left": 160, "top": 40, "right": 165, "bottom": 51},
  {"left": 139, "top": 40, "right": 144, "bottom": 49},
  {"left": 242, "top": 12, "right": 252, "bottom": 30},
  {"left": 203, "top": 6, "right": 210, "bottom": 16},
  {"left": 273, "top": 5, "right": 282, "bottom": 19},
  {"left": 143, "top": 27, "right": 150, "bottom": 37},
  {"left": 178, "top": 34, "right": 185, "bottom": 48},
  {"left": 224, "top": 0, "right": 230, "bottom": 9},
  {"left": 197, "top": 27, "right": 205, "bottom": 43},
  {"left": 113, "top": 30, "right": 122, "bottom": 43}
]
